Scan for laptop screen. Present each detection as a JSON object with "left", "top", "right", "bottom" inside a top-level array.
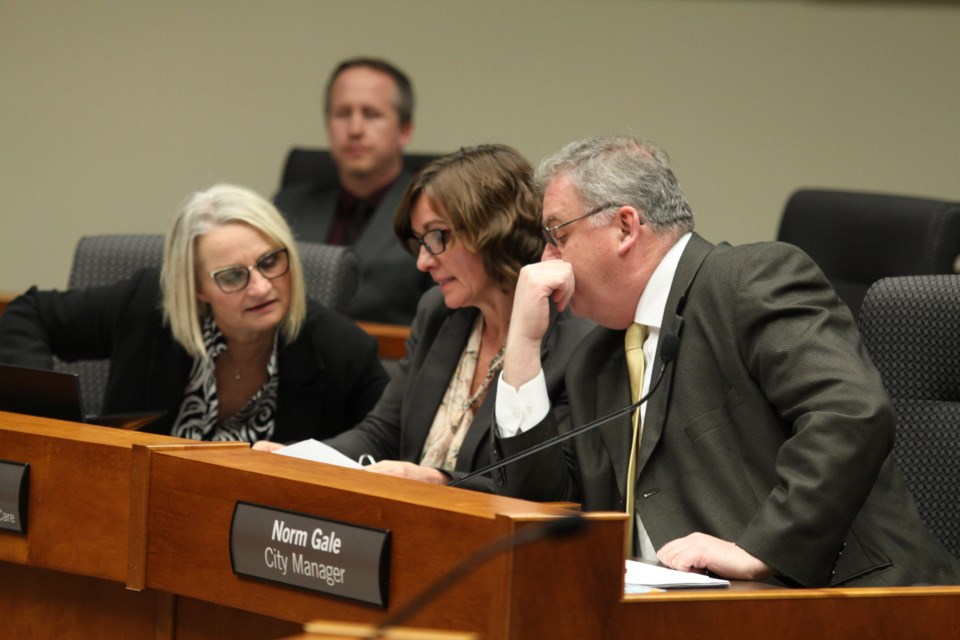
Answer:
[{"left": 0, "top": 363, "right": 85, "bottom": 423}]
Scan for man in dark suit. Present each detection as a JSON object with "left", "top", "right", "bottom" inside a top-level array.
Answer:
[
  {"left": 493, "top": 135, "right": 959, "bottom": 587},
  {"left": 274, "top": 57, "right": 431, "bottom": 325}
]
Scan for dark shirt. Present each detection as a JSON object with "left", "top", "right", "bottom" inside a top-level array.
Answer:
[{"left": 326, "top": 181, "right": 394, "bottom": 246}]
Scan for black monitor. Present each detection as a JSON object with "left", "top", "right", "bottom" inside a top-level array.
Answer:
[{"left": 0, "top": 363, "right": 85, "bottom": 423}]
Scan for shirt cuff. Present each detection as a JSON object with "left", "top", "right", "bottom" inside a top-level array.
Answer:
[{"left": 495, "top": 369, "right": 550, "bottom": 437}]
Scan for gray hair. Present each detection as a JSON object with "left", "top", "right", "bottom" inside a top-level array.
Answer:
[
  {"left": 161, "top": 184, "right": 307, "bottom": 358},
  {"left": 534, "top": 136, "right": 694, "bottom": 236}
]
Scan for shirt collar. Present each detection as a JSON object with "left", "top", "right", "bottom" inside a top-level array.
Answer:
[{"left": 635, "top": 232, "right": 692, "bottom": 330}]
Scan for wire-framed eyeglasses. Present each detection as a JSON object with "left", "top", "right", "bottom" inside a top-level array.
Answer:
[
  {"left": 209, "top": 248, "right": 290, "bottom": 294},
  {"left": 542, "top": 202, "right": 623, "bottom": 248}
]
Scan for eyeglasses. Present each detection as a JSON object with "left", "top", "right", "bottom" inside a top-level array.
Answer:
[
  {"left": 209, "top": 248, "right": 290, "bottom": 294},
  {"left": 407, "top": 228, "right": 456, "bottom": 256},
  {"left": 542, "top": 202, "right": 622, "bottom": 248}
]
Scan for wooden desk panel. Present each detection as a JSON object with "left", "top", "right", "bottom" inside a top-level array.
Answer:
[
  {"left": 0, "top": 560, "right": 162, "bottom": 640},
  {"left": 3, "top": 412, "right": 959, "bottom": 639},
  {"left": 611, "top": 586, "right": 960, "bottom": 639},
  {"left": 355, "top": 321, "right": 410, "bottom": 360},
  {"left": 0, "top": 410, "right": 183, "bottom": 580},
  {"left": 138, "top": 446, "right": 622, "bottom": 638}
]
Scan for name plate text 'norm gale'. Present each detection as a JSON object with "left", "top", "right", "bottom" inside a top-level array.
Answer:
[{"left": 230, "top": 501, "right": 390, "bottom": 606}]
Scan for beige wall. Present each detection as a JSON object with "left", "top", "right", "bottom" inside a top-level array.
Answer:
[{"left": 2, "top": 0, "right": 958, "bottom": 292}]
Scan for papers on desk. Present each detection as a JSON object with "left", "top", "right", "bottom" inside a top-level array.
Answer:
[
  {"left": 273, "top": 439, "right": 364, "bottom": 470},
  {"left": 625, "top": 559, "right": 730, "bottom": 590}
]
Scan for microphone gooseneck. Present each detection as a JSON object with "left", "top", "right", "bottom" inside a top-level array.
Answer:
[{"left": 448, "top": 333, "right": 680, "bottom": 488}]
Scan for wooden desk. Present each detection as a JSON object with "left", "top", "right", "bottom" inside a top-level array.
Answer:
[
  {"left": 355, "top": 321, "right": 410, "bottom": 360},
  {"left": 0, "top": 411, "right": 254, "bottom": 638},
  {"left": 1, "top": 412, "right": 958, "bottom": 639},
  {"left": 133, "top": 443, "right": 621, "bottom": 637}
]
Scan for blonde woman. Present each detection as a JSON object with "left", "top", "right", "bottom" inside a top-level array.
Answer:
[{"left": 0, "top": 184, "right": 388, "bottom": 444}]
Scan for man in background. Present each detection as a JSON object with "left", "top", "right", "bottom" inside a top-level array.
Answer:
[{"left": 275, "top": 57, "right": 432, "bottom": 325}]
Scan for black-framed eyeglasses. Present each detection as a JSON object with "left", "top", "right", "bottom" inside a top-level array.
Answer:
[
  {"left": 209, "top": 248, "right": 290, "bottom": 294},
  {"left": 406, "top": 228, "right": 456, "bottom": 256},
  {"left": 542, "top": 202, "right": 623, "bottom": 248}
]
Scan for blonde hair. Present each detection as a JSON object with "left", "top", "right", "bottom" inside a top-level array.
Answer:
[{"left": 161, "top": 184, "right": 307, "bottom": 358}]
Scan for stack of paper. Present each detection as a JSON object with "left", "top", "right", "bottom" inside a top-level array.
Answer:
[
  {"left": 624, "top": 559, "right": 730, "bottom": 590},
  {"left": 273, "top": 439, "right": 364, "bottom": 469}
]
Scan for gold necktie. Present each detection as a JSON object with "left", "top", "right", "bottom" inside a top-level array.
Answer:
[{"left": 624, "top": 323, "right": 647, "bottom": 556}]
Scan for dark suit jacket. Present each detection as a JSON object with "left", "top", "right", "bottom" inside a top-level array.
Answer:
[
  {"left": 325, "top": 287, "right": 594, "bottom": 492},
  {"left": 496, "top": 234, "right": 960, "bottom": 587},
  {"left": 274, "top": 170, "right": 433, "bottom": 325},
  {"left": 0, "top": 269, "right": 389, "bottom": 443}
]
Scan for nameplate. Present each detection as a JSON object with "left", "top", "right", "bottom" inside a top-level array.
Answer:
[
  {"left": 230, "top": 501, "right": 390, "bottom": 606},
  {"left": 0, "top": 460, "right": 29, "bottom": 534}
]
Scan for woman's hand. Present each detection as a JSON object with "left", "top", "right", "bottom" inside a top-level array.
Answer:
[{"left": 365, "top": 460, "right": 450, "bottom": 484}]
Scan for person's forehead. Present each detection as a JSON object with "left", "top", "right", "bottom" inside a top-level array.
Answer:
[
  {"left": 331, "top": 67, "right": 398, "bottom": 101},
  {"left": 542, "top": 176, "right": 583, "bottom": 223},
  {"left": 196, "top": 222, "right": 274, "bottom": 267}
]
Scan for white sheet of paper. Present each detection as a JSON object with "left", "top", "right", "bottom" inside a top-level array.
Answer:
[
  {"left": 625, "top": 559, "right": 730, "bottom": 589},
  {"left": 273, "top": 438, "right": 364, "bottom": 470}
]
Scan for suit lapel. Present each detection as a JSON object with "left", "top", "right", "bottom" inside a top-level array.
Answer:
[
  {"left": 591, "top": 329, "right": 634, "bottom": 501},
  {"left": 459, "top": 387, "right": 494, "bottom": 470},
  {"left": 296, "top": 187, "right": 337, "bottom": 241},
  {"left": 143, "top": 334, "right": 192, "bottom": 432},
  {"left": 636, "top": 233, "right": 714, "bottom": 472},
  {"left": 402, "top": 306, "right": 476, "bottom": 458},
  {"left": 274, "top": 328, "right": 327, "bottom": 442},
  {"left": 352, "top": 170, "right": 412, "bottom": 261}
]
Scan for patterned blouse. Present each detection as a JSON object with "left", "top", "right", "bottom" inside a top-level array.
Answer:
[
  {"left": 419, "top": 314, "right": 504, "bottom": 472},
  {"left": 171, "top": 316, "right": 279, "bottom": 444}
]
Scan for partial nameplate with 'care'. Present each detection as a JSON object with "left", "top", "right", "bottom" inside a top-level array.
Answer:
[
  {"left": 230, "top": 501, "right": 390, "bottom": 606},
  {"left": 0, "top": 459, "right": 29, "bottom": 534}
]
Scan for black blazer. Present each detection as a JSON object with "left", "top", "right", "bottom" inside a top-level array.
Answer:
[
  {"left": 0, "top": 269, "right": 389, "bottom": 443},
  {"left": 324, "top": 287, "right": 594, "bottom": 492},
  {"left": 495, "top": 235, "right": 960, "bottom": 587},
  {"left": 274, "top": 170, "right": 433, "bottom": 325}
]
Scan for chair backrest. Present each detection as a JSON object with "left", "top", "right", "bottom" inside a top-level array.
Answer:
[
  {"left": 279, "top": 147, "right": 443, "bottom": 191},
  {"left": 777, "top": 188, "right": 960, "bottom": 320},
  {"left": 859, "top": 275, "right": 960, "bottom": 557},
  {"left": 295, "top": 240, "right": 360, "bottom": 312},
  {"left": 67, "top": 234, "right": 165, "bottom": 289},
  {"left": 59, "top": 233, "right": 360, "bottom": 416}
]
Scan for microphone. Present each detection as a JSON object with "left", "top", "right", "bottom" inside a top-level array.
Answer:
[
  {"left": 449, "top": 333, "right": 680, "bottom": 488},
  {"left": 372, "top": 514, "right": 587, "bottom": 636}
]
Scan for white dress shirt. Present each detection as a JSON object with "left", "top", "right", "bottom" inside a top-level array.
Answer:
[{"left": 495, "top": 233, "right": 691, "bottom": 558}]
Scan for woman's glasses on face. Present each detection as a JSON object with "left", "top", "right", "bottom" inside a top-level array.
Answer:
[
  {"left": 406, "top": 228, "right": 455, "bottom": 256},
  {"left": 209, "top": 248, "right": 290, "bottom": 294}
]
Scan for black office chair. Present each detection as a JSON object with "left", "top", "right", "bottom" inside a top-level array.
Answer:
[
  {"left": 859, "top": 275, "right": 960, "bottom": 558},
  {"left": 776, "top": 189, "right": 960, "bottom": 321},
  {"left": 59, "top": 234, "right": 359, "bottom": 416},
  {"left": 278, "top": 147, "right": 443, "bottom": 191}
]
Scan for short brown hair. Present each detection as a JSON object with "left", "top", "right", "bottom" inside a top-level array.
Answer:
[
  {"left": 324, "top": 57, "right": 414, "bottom": 126},
  {"left": 394, "top": 144, "right": 543, "bottom": 292}
]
